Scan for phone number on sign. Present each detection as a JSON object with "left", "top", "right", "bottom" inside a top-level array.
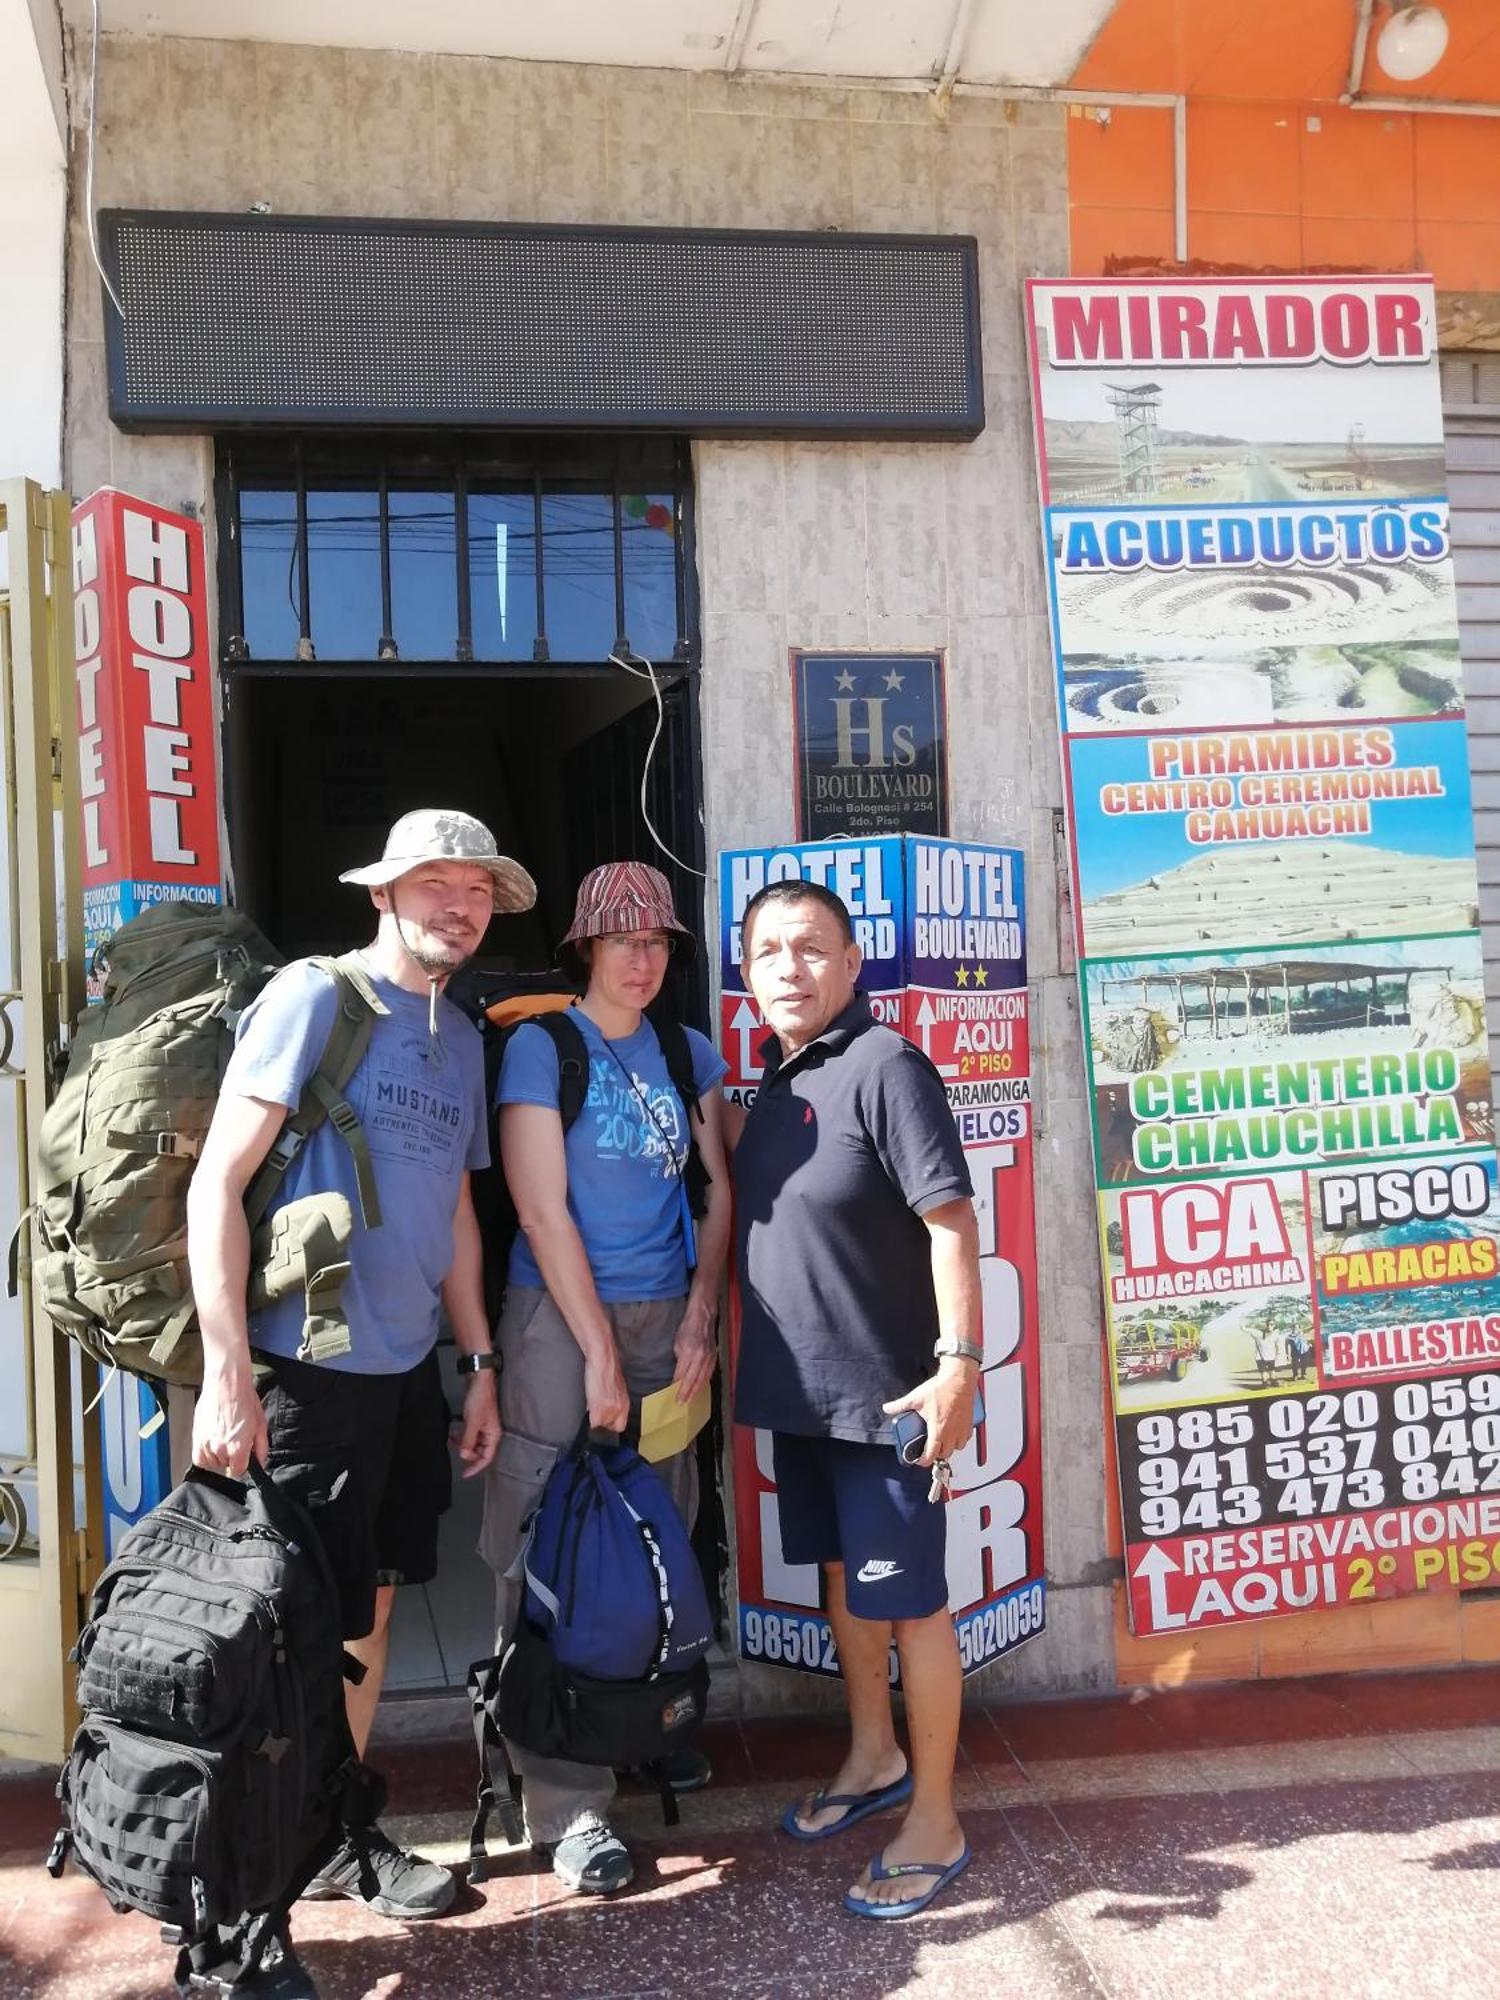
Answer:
[
  {"left": 741, "top": 1608, "right": 841, "bottom": 1675},
  {"left": 1127, "top": 1376, "right": 1500, "bottom": 1536},
  {"left": 741, "top": 1583, "right": 1047, "bottom": 1681},
  {"left": 956, "top": 1581, "right": 1046, "bottom": 1671}
]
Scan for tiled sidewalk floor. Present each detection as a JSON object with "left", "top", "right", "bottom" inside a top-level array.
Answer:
[{"left": 4, "top": 1666, "right": 1500, "bottom": 1998}]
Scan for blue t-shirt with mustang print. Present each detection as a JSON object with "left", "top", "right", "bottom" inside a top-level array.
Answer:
[
  {"left": 222, "top": 958, "right": 489, "bottom": 1374},
  {"left": 497, "top": 1007, "right": 726, "bottom": 1301}
]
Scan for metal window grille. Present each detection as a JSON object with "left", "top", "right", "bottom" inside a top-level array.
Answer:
[{"left": 216, "top": 434, "right": 698, "bottom": 671}]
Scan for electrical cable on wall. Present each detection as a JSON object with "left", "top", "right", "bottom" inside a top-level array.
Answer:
[
  {"left": 607, "top": 648, "right": 706, "bottom": 879},
  {"left": 87, "top": 0, "right": 126, "bottom": 323}
]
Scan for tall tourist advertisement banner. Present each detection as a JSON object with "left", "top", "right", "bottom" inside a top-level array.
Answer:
[
  {"left": 1026, "top": 277, "right": 1500, "bottom": 1636},
  {"left": 719, "top": 837, "right": 1045, "bottom": 1679}
]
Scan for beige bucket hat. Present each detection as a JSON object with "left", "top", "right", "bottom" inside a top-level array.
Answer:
[{"left": 338, "top": 809, "right": 536, "bottom": 914}]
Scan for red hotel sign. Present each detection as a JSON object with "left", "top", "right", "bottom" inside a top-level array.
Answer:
[{"left": 71, "top": 491, "right": 222, "bottom": 979}]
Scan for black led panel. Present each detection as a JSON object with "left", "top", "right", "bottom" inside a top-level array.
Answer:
[{"left": 100, "top": 210, "right": 984, "bottom": 439}]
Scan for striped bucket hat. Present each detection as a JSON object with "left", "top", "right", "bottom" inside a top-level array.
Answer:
[{"left": 559, "top": 861, "right": 696, "bottom": 964}]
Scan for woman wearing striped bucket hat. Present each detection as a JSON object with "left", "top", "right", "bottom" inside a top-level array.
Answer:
[{"left": 479, "top": 861, "right": 731, "bottom": 1896}]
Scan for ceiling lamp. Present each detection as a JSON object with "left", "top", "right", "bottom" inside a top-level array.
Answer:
[{"left": 1375, "top": 2, "right": 1450, "bottom": 81}]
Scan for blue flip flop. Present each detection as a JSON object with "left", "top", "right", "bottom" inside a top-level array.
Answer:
[
  {"left": 778, "top": 1771, "right": 913, "bottom": 1842},
  {"left": 842, "top": 1844, "right": 973, "bottom": 1920}
]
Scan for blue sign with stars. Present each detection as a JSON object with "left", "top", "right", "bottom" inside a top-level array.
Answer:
[{"left": 792, "top": 650, "right": 948, "bottom": 841}]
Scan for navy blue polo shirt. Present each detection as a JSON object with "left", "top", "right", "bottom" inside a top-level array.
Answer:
[{"left": 732, "top": 993, "right": 973, "bottom": 1446}]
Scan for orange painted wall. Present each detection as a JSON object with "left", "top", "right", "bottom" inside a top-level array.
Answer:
[{"left": 1067, "top": 0, "right": 1500, "bottom": 285}]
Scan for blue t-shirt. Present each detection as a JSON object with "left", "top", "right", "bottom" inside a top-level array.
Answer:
[
  {"left": 222, "top": 959, "right": 489, "bottom": 1374},
  {"left": 497, "top": 1009, "right": 727, "bottom": 1302}
]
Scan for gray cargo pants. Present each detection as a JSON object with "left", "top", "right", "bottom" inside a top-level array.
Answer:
[{"left": 478, "top": 1285, "right": 698, "bottom": 1846}]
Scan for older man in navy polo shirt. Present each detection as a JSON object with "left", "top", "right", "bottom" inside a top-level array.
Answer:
[{"left": 733, "top": 878, "right": 983, "bottom": 1921}]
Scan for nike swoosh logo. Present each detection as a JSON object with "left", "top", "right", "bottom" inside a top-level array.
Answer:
[{"left": 856, "top": 1561, "right": 903, "bottom": 1583}]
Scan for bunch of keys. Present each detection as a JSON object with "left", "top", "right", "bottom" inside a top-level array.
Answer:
[
  {"left": 894, "top": 1387, "right": 984, "bottom": 1506},
  {"left": 893, "top": 1410, "right": 957, "bottom": 1504}
]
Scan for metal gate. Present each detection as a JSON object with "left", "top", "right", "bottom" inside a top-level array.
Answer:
[{"left": 0, "top": 479, "right": 101, "bottom": 1760}]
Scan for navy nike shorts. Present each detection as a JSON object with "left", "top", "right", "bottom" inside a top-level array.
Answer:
[{"left": 771, "top": 1432, "right": 949, "bottom": 1623}]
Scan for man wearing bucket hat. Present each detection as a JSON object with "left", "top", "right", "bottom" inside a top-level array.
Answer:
[
  {"left": 480, "top": 860, "right": 731, "bottom": 1898},
  {"left": 187, "top": 810, "right": 534, "bottom": 1992}
]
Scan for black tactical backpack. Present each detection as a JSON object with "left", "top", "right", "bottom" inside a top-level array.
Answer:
[{"left": 49, "top": 1462, "right": 382, "bottom": 1986}]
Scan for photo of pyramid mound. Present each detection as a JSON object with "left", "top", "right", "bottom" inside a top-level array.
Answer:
[{"left": 1082, "top": 841, "right": 1479, "bottom": 957}]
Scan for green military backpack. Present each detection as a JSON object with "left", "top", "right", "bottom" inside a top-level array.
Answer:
[{"left": 25, "top": 901, "right": 386, "bottom": 1399}]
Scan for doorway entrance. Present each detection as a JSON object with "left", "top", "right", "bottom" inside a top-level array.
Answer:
[
  {"left": 224, "top": 667, "right": 704, "bottom": 997},
  {"left": 216, "top": 434, "right": 711, "bottom": 1694}
]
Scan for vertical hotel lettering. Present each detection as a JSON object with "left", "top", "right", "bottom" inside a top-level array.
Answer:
[
  {"left": 71, "top": 490, "right": 223, "bottom": 991},
  {"left": 72, "top": 505, "right": 110, "bottom": 869},
  {"left": 124, "top": 507, "right": 201, "bottom": 867}
]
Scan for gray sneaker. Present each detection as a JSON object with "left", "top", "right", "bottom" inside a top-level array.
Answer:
[
  {"left": 303, "top": 1823, "right": 456, "bottom": 1920},
  {"left": 546, "top": 1816, "right": 635, "bottom": 1895}
]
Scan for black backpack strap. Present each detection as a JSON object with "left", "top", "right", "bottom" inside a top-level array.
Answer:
[
  {"left": 172, "top": 1755, "right": 385, "bottom": 1992},
  {"left": 535, "top": 1010, "right": 590, "bottom": 1133},
  {"left": 642, "top": 1757, "right": 682, "bottom": 1829},
  {"left": 466, "top": 1656, "right": 523, "bottom": 1881},
  {"left": 655, "top": 1017, "right": 698, "bottom": 1112},
  {"left": 654, "top": 1019, "right": 711, "bottom": 1220}
]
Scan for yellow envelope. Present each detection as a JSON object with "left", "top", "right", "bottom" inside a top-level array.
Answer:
[{"left": 638, "top": 1379, "right": 712, "bottom": 1464}]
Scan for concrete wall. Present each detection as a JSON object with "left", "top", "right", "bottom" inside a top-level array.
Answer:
[
  {"left": 0, "top": 0, "right": 69, "bottom": 1477},
  {"left": 65, "top": 38, "right": 1114, "bottom": 1695}
]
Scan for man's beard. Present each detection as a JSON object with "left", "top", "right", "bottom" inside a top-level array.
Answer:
[{"left": 398, "top": 921, "right": 473, "bottom": 978}]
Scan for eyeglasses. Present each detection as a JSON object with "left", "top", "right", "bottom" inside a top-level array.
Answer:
[{"left": 597, "top": 932, "right": 674, "bottom": 958}]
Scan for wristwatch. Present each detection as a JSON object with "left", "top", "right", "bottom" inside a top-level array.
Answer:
[
  {"left": 455, "top": 1352, "right": 500, "bottom": 1376},
  {"left": 933, "top": 1337, "right": 983, "bottom": 1366}
]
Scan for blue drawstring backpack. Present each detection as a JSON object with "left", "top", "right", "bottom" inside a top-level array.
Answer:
[
  {"left": 464, "top": 1431, "right": 713, "bottom": 1880},
  {"left": 523, "top": 1436, "right": 713, "bottom": 1679}
]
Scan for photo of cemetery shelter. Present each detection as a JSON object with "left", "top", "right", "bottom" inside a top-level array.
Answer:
[{"left": 1097, "top": 957, "right": 1449, "bottom": 1053}]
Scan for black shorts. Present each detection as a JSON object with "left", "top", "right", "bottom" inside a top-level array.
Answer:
[{"left": 256, "top": 1349, "right": 452, "bottom": 1640}]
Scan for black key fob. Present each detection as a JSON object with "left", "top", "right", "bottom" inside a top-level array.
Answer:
[{"left": 893, "top": 1410, "right": 929, "bottom": 1466}]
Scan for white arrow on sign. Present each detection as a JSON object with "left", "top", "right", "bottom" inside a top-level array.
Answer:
[
  {"left": 731, "top": 997, "right": 764, "bottom": 1079},
  {"left": 1131, "top": 1541, "right": 1187, "bottom": 1631},
  {"left": 914, "top": 992, "right": 958, "bottom": 1075}
]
